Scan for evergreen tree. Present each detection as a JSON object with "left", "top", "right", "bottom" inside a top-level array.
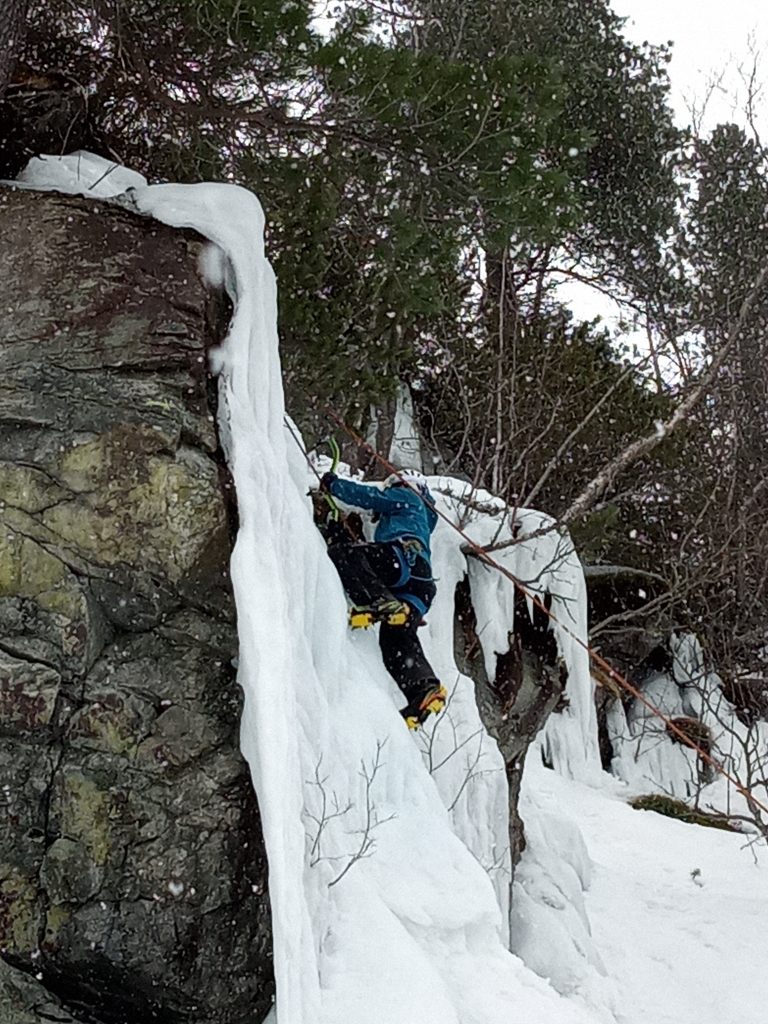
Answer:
[
  {"left": 401, "top": 0, "right": 682, "bottom": 507},
  {"left": 668, "top": 124, "right": 768, "bottom": 687},
  {"left": 5, "top": 0, "right": 682, "bottom": 441}
]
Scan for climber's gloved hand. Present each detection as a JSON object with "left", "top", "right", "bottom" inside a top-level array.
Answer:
[{"left": 319, "top": 471, "right": 338, "bottom": 493}]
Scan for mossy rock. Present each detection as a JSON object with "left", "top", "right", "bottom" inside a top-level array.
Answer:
[
  {"left": 0, "top": 651, "right": 60, "bottom": 732},
  {"left": 41, "top": 838, "right": 103, "bottom": 904},
  {"left": 630, "top": 794, "right": 738, "bottom": 831},
  {"left": 65, "top": 690, "right": 155, "bottom": 758},
  {"left": 0, "top": 520, "right": 107, "bottom": 672},
  {"left": 53, "top": 767, "right": 116, "bottom": 866},
  {"left": 43, "top": 428, "right": 225, "bottom": 582},
  {"left": 0, "top": 525, "right": 68, "bottom": 598},
  {"left": 0, "top": 187, "right": 272, "bottom": 1023},
  {"left": 0, "top": 463, "right": 70, "bottom": 515},
  {"left": 0, "top": 865, "right": 39, "bottom": 950}
]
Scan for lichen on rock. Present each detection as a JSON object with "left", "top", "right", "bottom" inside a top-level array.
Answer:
[{"left": 0, "top": 186, "right": 272, "bottom": 1023}]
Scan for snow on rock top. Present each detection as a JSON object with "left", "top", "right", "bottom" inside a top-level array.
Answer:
[
  {"left": 14, "top": 151, "right": 148, "bottom": 196},
  {"left": 16, "top": 153, "right": 603, "bottom": 1024}
]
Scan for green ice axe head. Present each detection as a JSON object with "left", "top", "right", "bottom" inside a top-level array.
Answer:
[
  {"left": 326, "top": 496, "right": 340, "bottom": 521},
  {"left": 324, "top": 436, "right": 341, "bottom": 520},
  {"left": 328, "top": 435, "right": 341, "bottom": 473}
]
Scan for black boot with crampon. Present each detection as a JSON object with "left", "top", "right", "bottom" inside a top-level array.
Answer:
[{"left": 400, "top": 679, "right": 447, "bottom": 730}]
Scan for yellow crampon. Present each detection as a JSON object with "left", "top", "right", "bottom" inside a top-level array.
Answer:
[
  {"left": 349, "top": 610, "right": 376, "bottom": 629},
  {"left": 403, "top": 684, "right": 447, "bottom": 730},
  {"left": 348, "top": 605, "right": 410, "bottom": 629}
]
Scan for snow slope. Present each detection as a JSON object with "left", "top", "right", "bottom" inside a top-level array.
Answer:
[
  {"left": 537, "top": 766, "right": 768, "bottom": 1024},
  {"left": 15, "top": 152, "right": 768, "bottom": 1024}
]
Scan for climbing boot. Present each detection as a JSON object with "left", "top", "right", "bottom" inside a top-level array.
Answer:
[
  {"left": 400, "top": 681, "right": 447, "bottom": 730},
  {"left": 349, "top": 598, "right": 410, "bottom": 630}
]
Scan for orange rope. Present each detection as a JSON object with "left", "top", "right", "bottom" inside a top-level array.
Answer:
[{"left": 324, "top": 408, "right": 768, "bottom": 820}]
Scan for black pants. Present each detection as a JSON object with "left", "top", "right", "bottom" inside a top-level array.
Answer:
[{"left": 327, "top": 537, "right": 438, "bottom": 701}]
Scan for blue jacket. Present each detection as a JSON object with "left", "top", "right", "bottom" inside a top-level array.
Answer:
[{"left": 328, "top": 477, "right": 438, "bottom": 562}]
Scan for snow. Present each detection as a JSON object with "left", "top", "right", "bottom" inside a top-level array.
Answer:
[
  {"left": 511, "top": 761, "right": 616, "bottom": 1023},
  {"left": 368, "top": 382, "right": 424, "bottom": 470},
  {"left": 510, "top": 760, "right": 768, "bottom": 1024},
  {"left": 546, "top": 767, "right": 768, "bottom": 1024},
  {"left": 609, "top": 632, "right": 768, "bottom": 822},
  {"left": 14, "top": 152, "right": 768, "bottom": 1024},
  {"left": 14, "top": 151, "right": 147, "bottom": 196}
]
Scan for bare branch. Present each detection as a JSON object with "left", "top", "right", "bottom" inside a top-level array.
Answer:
[{"left": 560, "top": 264, "right": 768, "bottom": 526}]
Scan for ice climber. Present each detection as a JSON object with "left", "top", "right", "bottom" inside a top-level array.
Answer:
[{"left": 318, "top": 469, "right": 447, "bottom": 729}]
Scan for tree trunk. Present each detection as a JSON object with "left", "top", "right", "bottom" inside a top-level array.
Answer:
[{"left": 454, "top": 579, "right": 566, "bottom": 878}]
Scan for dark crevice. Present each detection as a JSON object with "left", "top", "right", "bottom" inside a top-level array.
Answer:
[
  {"left": 203, "top": 283, "right": 239, "bottom": 545},
  {"left": 0, "top": 638, "right": 59, "bottom": 671},
  {"left": 2, "top": 496, "right": 74, "bottom": 516},
  {"left": 0, "top": 415, "right": 64, "bottom": 431},
  {"left": 46, "top": 360, "right": 193, "bottom": 376},
  {"left": 37, "top": 959, "right": 190, "bottom": 1024}
]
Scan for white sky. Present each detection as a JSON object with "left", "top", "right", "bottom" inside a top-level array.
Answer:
[
  {"left": 564, "top": 2, "right": 768, "bottom": 337},
  {"left": 612, "top": 0, "right": 768, "bottom": 134}
]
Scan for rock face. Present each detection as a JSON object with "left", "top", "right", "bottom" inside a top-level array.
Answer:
[
  {"left": 0, "top": 957, "right": 90, "bottom": 1024},
  {"left": 0, "top": 188, "right": 273, "bottom": 1023}
]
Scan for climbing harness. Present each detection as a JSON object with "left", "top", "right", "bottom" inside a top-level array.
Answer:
[
  {"left": 322, "top": 406, "right": 768, "bottom": 820},
  {"left": 400, "top": 537, "right": 424, "bottom": 562}
]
